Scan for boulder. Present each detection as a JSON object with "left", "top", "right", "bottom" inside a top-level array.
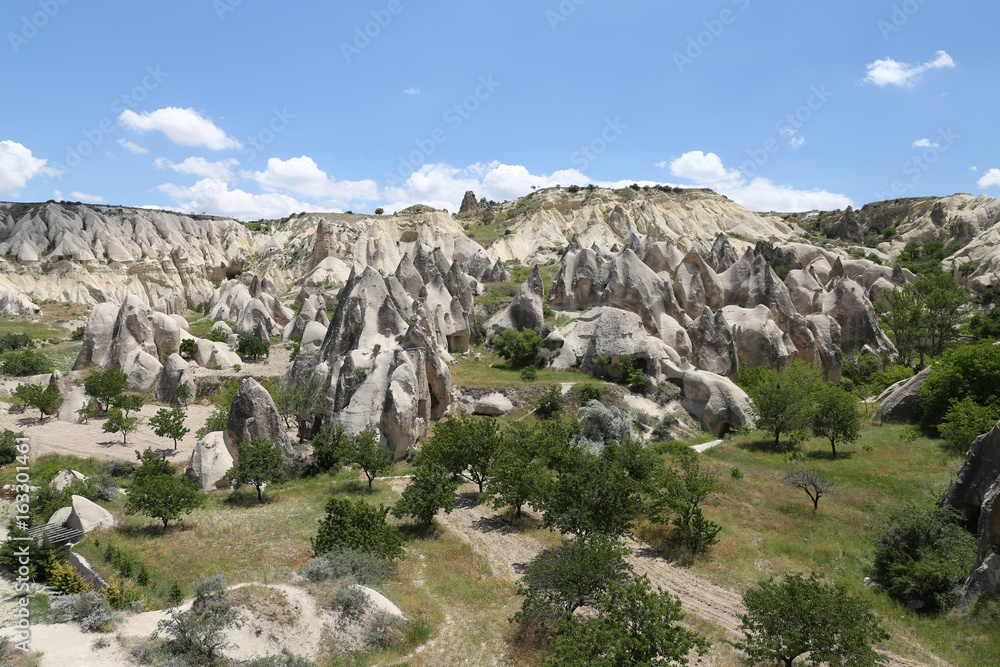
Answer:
[
  {"left": 224, "top": 378, "right": 292, "bottom": 458},
  {"left": 487, "top": 265, "right": 545, "bottom": 335},
  {"left": 121, "top": 348, "right": 163, "bottom": 392},
  {"left": 72, "top": 302, "right": 119, "bottom": 370},
  {"left": 875, "top": 366, "right": 931, "bottom": 423},
  {"left": 48, "top": 506, "right": 73, "bottom": 526},
  {"left": 66, "top": 495, "right": 116, "bottom": 533},
  {"left": 677, "top": 369, "right": 752, "bottom": 435},
  {"left": 57, "top": 386, "right": 89, "bottom": 424},
  {"left": 150, "top": 312, "right": 182, "bottom": 361},
  {"left": 0, "top": 290, "right": 40, "bottom": 316},
  {"left": 186, "top": 432, "right": 235, "bottom": 491},
  {"left": 462, "top": 392, "right": 514, "bottom": 416},
  {"left": 50, "top": 469, "right": 86, "bottom": 491},
  {"left": 154, "top": 353, "right": 197, "bottom": 406}
]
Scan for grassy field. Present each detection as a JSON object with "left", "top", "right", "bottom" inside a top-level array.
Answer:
[
  {"left": 450, "top": 348, "right": 587, "bottom": 388},
  {"left": 661, "top": 421, "right": 1000, "bottom": 667}
]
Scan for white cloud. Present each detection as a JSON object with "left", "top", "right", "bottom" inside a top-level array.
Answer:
[
  {"left": 381, "top": 162, "right": 591, "bottom": 213},
  {"left": 404, "top": 88, "right": 422, "bottom": 95},
  {"left": 155, "top": 156, "right": 240, "bottom": 182},
  {"left": 118, "top": 107, "right": 242, "bottom": 150},
  {"left": 665, "top": 149, "right": 852, "bottom": 212},
  {"left": 977, "top": 169, "right": 1000, "bottom": 190},
  {"left": 971, "top": 166, "right": 979, "bottom": 172},
  {"left": 864, "top": 50, "right": 955, "bottom": 88},
  {"left": 156, "top": 178, "right": 324, "bottom": 221},
  {"left": 912, "top": 138, "right": 940, "bottom": 148},
  {"left": 653, "top": 161, "right": 668, "bottom": 169},
  {"left": 117, "top": 138, "right": 149, "bottom": 154},
  {"left": 250, "top": 156, "right": 379, "bottom": 205},
  {"left": 69, "top": 191, "right": 106, "bottom": 203},
  {"left": 669, "top": 151, "right": 742, "bottom": 186},
  {"left": 0, "top": 140, "right": 60, "bottom": 193},
  {"left": 780, "top": 128, "right": 806, "bottom": 148}
]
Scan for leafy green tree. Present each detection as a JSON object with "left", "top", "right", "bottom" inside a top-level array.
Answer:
[
  {"left": 535, "top": 385, "right": 565, "bottom": 420},
  {"left": 491, "top": 327, "right": 542, "bottom": 368},
  {"left": 149, "top": 408, "right": 189, "bottom": 450},
  {"left": 1, "top": 349, "right": 54, "bottom": 376},
  {"left": 877, "top": 272, "right": 970, "bottom": 367},
  {"left": 938, "top": 397, "right": 1000, "bottom": 454},
  {"left": 486, "top": 437, "right": 550, "bottom": 518},
  {"left": 736, "top": 572, "right": 889, "bottom": 667},
  {"left": 224, "top": 438, "right": 285, "bottom": 502},
  {"left": 618, "top": 355, "right": 648, "bottom": 393},
  {"left": 268, "top": 377, "right": 326, "bottom": 432},
  {"left": 103, "top": 408, "right": 140, "bottom": 445},
  {"left": 84, "top": 367, "right": 127, "bottom": 414},
  {"left": 421, "top": 414, "right": 502, "bottom": 494},
  {"left": 810, "top": 382, "right": 861, "bottom": 458},
  {"left": 745, "top": 360, "right": 822, "bottom": 450},
  {"left": 876, "top": 285, "right": 924, "bottom": 367},
  {"left": 309, "top": 423, "right": 350, "bottom": 475},
  {"left": 0, "top": 429, "right": 24, "bottom": 466},
  {"left": 174, "top": 382, "right": 191, "bottom": 409},
  {"left": 654, "top": 450, "right": 722, "bottom": 554},
  {"left": 540, "top": 448, "right": 644, "bottom": 538},
  {"left": 125, "top": 449, "right": 205, "bottom": 528},
  {"left": 919, "top": 342, "right": 1000, "bottom": 426},
  {"left": 870, "top": 501, "right": 977, "bottom": 611},
  {"left": 391, "top": 463, "right": 458, "bottom": 527},
  {"left": 546, "top": 575, "right": 708, "bottom": 667},
  {"left": 312, "top": 497, "right": 404, "bottom": 560},
  {"left": 344, "top": 431, "right": 392, "bottom": 490},
  {"left": 236, "top": 331, "right": 269, "bottom": 362},
  {"left": 179, "top": 338, "right": 199, "bottom": 360},
  {"left": 515, "top": 534, "right": 633, "bottom": 625},
  {"left": 112, "top": 392, "right": 144, "bottom": 418},
  {"left": 12, "top": 383, "right": 60, "bottom": 423}
]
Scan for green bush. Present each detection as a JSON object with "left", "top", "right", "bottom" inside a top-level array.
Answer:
[
  {"left": 206, "top": 328, "right": 230, "bottom": 343},
  {"left": 536, "top": 385, "right": 565, "bottom": 420},
  {"left": 312, "top": 498, "right": 404, "bottom": 561},
  {"left": 70, "top": 327, "right": 86, "bottom": 341},
  {"left": 0, "top": 332, "right": 34, "bottom": 353},
  {"left": 868, "top": 364, "right": 914, "bottom": 396},
  {"left": 491, "top": 327, "right": 542, "bottom": 368},
  {"left": 179, "top": 338, "right": 199, "bottom": 360},
  {"left": 519, "top": 366, "right": 537, "bottom": 381},
  {"left": 236, "top": 331, "right": 270, "bottom": 362},
  {"left": 938, "top": 397, "right": 1000, "bottom": 454},
  {"left": 920, "top": 342, "right": 1000, "bottom": 426},
  {"left": 0, "top": 429, "right": 24, "bottom": 466},
  {"left": 2, "top": 349, "right": 54, "bottom": 376},
  {"left": 577, "top": 383, "right": 603, "bottom": 404},
  {"left": 618, "top": 356, "right": 647, "bottom": 393}
]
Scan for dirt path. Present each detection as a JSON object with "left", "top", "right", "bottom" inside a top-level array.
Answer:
[{"left": 438, "top": 500, "right": 940, "bottom": 667}]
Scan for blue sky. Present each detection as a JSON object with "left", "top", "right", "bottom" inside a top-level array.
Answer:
[{"left": 1, "top": 0, "right": 997, "bottom": 219}]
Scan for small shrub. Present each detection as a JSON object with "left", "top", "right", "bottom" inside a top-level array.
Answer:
[
  {"left": 578, "top": 383, "right": 603, "bottom": 404},
  {"left": 71, "top": 327, "right": 86, "bottom": 341},
  {"left": 168, "top": 582, "right": 184, "bottom": 606},
  {"left": 731, "top": 467, "right": 744, "bottom": 480},
  {"left": 366, "top": 611, "right": 406, "bottom": 649},
  {"left": 206, "top": 328, "right": 230, "bottom": 343},
  {"left": 236, "top": 331, "right": 270, "bottom": 362},
  {"left": 303, "top": 548, "right": 394, "bottom": 585},
  {"left": 519, "top": 366, "right": 537, "bottom": 381},
  {"left": 2, "top": 349, "right": 54, "bottom": 376},
  {"left": 179, "top": 339, "right": 199, "bottom": 361},
  {"left": 51, "top": 592, "right": 117, "bottom": 632},
  {"left": 331, "top": 585, "right": 369, "bottom": 619},
  {"left": 535, "top": 385, "right": 564, "bottom": 419},
  {"left": 48, "top": 558, "right": 92, "bottom": 595}
]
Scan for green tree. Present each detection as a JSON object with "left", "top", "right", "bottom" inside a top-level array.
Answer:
[
  {"left": 919, "top": 342, "right": 1000, "bottom": 426},
  {"left": 1, "top": 349, "right": 54, "bottom": 376},
  {"left": 236, "top": 331, "right": 269, "bottom": 362},
  {"left": 84, "top": 367, "right": 127, "bottom": 414},
  {"left": 810, "top": 382, "right": 861, "bottom": 458},
  {"left": 877, "top": 272, "right": 970, "bottom": 367},
  {"left": 0, "top": 429, "right": 24, "bottom": 466},
  {"left": 125, "top": 449, "right": 205, "bottom": 528},
  {"left": 391, "top": 463, "right": 458, "bottom": 527},
  {"left": 654, "top": 449, "right": 722, "bottom": 554},
  {"left": 309, "top": 423, "right": 350, "bottom": 475},
  {"left": 870, "top": 501, "right": 977, "bottom": 611},
  {"left": 12, "top": 383, "right": 60, "bottom": 423},
  {"left": 515, "top": 534, "right": 633, "bottom": 625},
  {"left": 938, "top": 397, "right": 1000, "bottom": 454},
  {"left": 112, "top": 392, "right": 144, "bottom": 418},
  {"left": 149, "top": 408, "right": 189, "bottom": 450},
  {"left": 268, "top": 377, "right": 326, "bottom": 433},
  {"left": 736, "top": 572, "right": 889, "bottom": 667},
  {"left": 344, "top": 431, "right": 392, "bottom": 490},
  {"left": 224, "top": 438, "right": 285, "bottom": 502},
  {"left": 491, "top": 327, "right": 542, "bottom": 368},
  {"left": 174, "top": 383, "right": 191, "bottom": 409},
  {"left": 535, "top": 385, "right": 565, "bottom": 420},
  {"left": 546, "top": 576, "right": 708, "bottom": 667},
  {"left": 312, "top": 497, "right": 404, "bottom": 560},
  {"left": 103, "top": 408, "right": 140, "bottom": 445},
  {"left": 876, "top": 285, "right": 924, "bottom": 367},
  {"left": 421, "top": 414, "right": 502, "bottom": 494},
  {"left": 179, "top": 338, "right": 199, "bottom": 360},
  {"left": 745, "top": 360, "right": 822, "bottom": 450},
  {"left": 486, "top": 437, "right": 550, "bottom": 518}
]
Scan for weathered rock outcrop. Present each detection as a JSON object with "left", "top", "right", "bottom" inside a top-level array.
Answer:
[
  {"left": 722, "top": 305, "right": 795, "bottom": 371},
  {"left": 487, "top": 265, "right": 545, "bottom": 335},
  {"left": 224, "top": 378, "right": 292, "bottom": 458},
  {"left": 688, "top": 307, "right": 739, "bottom": 379},
  {"left": 154, "top": 354, "right": 197, "bottom": 406},
  {"left": 942, "top": 423, "right": 1000, "bottom": 608},
  {"left": 674, "top": 369, "right": 751, "bottom": 435},
  {"left": 66, "top": 495, "right": 116, "bottom": 534},
  {"left": 186, "top": 432, "right": 235, "bottom": 492},
  {"left": 551, "top": 307, "right": 682, "bottom": 377},
  {"left": 875, "top": 366, "right": 931, "bottom": 423},
  {"left": 550, "top": 239, "right": 603, "bottom": 310}
]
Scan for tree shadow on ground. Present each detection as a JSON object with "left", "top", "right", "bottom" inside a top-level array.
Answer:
[
  {"left": 116, "top": 521, "right": 195, "bottom": 538},
  {"left": 737, "top": 438, "right": 795, "bottom": 454},
  {"left": 223, "top": 490, "right": 278, "bottom": 507},
  {"left": 330, "top": 480, "right": 374, "bottom": 495},
  {"left": 397, "top": 522, "right": 441, "bottom": 541},
  {"left": 804, "top": 449, "right": 855, "bottom": 461}
]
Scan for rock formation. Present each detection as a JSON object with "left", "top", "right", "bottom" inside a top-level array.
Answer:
[
  {"left": 874, "top": 367, "right": 931, "bottom": 423},
  {"left": 224, "top": 378, "right": 293, "bottom": 458}
]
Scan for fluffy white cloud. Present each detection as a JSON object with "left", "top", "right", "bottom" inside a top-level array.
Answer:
[
  {"left": 69, "top": 191, "right": 106, "bottom": 203},
  {"left": 864, "top": 50, "right": 955, "bottom": 88},
  {"left": 250, "top": 156, "right": 379, "bottom": 206},
  {"left": 977, "top": 169, "right": 1000, "bottom": 190},
  {"left": 117, "top": 138, "right": 149, "bottom": 154},
  {"left": 0, "top": 140, "right": 59, "bottom": 193},
  {"left": 381, "top": 162, "right": 592, "bottom": 213},
  {"left": 668, "top": 151, "right": 742, "bottom": 186},
  {"left": 404, "top": 88, "right": 422, "bottom": 95},
  {"left": 155, "top": 156, "right": 240, "bottom": 182},
  {"left": 665, "top": 150, "right": 852, "bottom": 212},
  {"left": 118, "top": 107, "right": 242, "bottom": 150},
  {"left": 912, "top": 138, "right": 940, "bottom": 148},
  {"left": 156, "top": 178, "right": 324, "bottom": 221}
]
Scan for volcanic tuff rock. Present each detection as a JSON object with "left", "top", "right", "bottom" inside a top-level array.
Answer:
[
  {"left": 943, "top": 423, "right": 1000, "bottom": 608},
  {"left": 154, "top": 353, "right": 197, "bottom": 407},
  {"left": 186, "top": 432, "right": 235, "bottom": 492},
  {"left": 224, "top": 378, "right": 293, "bottom": 458},
  {"left": 874, "top": 366, "right": 931, "bottom": 423},
  {"left": 487, "top": 265, "right": 545, "bottom": 335}
]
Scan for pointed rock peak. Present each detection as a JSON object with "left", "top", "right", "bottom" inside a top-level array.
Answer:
[
  {"left": 891, "top": 262, "right": 906, "bottom": 285},
  {"left": 610, "top": 243, "right": 621, "bottom": 254},
  {"left": 459, "top": 190, "right": 479, "bottom": 213},
  {"left": 525, "top": 265, "right": 544, "bottom": 296},
  {"left": 931, "top": 201, "right": 947, "bottom": 226},
  {"left": 830, "top": 257, "right": 845, "bottom": 278},
  {"left": 567, "top": 234, "right": 582, "bottom": 252}
]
